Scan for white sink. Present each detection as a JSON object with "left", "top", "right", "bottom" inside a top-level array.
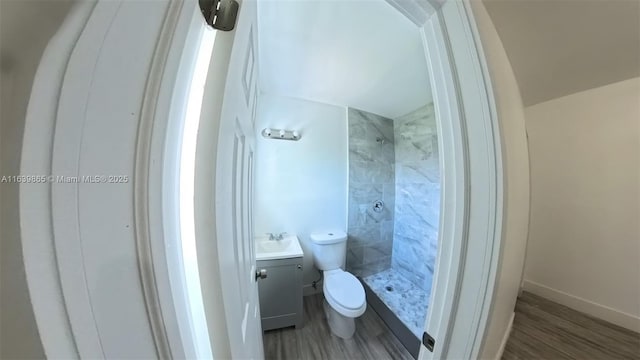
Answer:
[{"left": 255, "top": 234, "right": 304, "bottom": 261}]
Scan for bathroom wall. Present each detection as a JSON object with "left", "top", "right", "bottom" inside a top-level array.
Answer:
[
  {"left": 254, "top": 93, "right": 348, "bottom": 294},
  {"left": 471, "top": 2, "right": 531, "bottom": 358},
  {"left": 391, "top": 103, "right": 440, "bottom": 292},
  {"left": 346, "top": 108, "right": 395, "bottom": 277},
  {"left": 524, "top": 77, "right": 640, "bottom": 331}
]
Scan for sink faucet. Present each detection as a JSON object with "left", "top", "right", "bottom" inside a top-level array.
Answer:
[{"left": 266, "top": 232, "right": 286, "bottom": 241}]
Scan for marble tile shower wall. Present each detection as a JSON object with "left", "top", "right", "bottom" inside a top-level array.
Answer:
[
  {"left": 392, "top": 103, "right": 440, "bottom": 292},
  {"left": 346, "top": 108, "right": 395, "bottom": 277}
]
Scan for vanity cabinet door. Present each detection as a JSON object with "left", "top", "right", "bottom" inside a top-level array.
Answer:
[{"left": 257, "top": 257, "right": 303, "bottom": 330}]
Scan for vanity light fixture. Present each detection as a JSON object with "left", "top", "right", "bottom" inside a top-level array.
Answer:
[{"left": 261, "top": 128, "right": 301, "bottom": 141}]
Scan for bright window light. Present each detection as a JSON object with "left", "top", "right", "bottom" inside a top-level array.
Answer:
[{"left": 179, "top": 24, "right": 216, "bottom": 359}]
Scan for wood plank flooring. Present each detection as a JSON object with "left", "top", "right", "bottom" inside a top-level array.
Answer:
[
  {"left": 263, "top": 294, "right": 413, "bottom": 360},
  {"left": 503, "top": 292, "right": 640, "bottom": 359}
]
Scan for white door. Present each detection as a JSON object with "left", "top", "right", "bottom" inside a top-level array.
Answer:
[{"left": 206, "top": 0, "right": 263, "bottom": 358}]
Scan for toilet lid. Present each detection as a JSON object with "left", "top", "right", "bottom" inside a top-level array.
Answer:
[{"left": 325, "top": 271, "right": 365, "bottom": 310}]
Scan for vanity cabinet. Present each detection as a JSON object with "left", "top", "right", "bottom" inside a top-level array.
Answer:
[{"left": 257, "top": 256, "right": 304, "bottom": 330}]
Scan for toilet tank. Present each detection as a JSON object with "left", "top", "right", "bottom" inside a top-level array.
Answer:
[{"left": 310, "top": 231, "right": 348, "bottom": 270}]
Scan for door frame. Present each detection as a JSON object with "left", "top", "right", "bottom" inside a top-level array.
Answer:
[
  {"left": 418, "top": 1, "right": 503, "bottom": 359},
  {"left": 20, "top": 0, "right": 207, "bottom": 358},
  {"left": 19, "top": 0, "right": 504, "bottom": 359}
]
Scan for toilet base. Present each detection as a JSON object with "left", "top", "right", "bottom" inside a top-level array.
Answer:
[{"left": 323, "top": 299, "right": 355, "bottom": 339}]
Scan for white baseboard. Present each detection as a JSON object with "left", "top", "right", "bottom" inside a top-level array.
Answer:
[
  {"left": 523, "top": 280, "right": 640, "bottom": 333},
  {"left": 495, "top": 312, "right": 515, "bottom": 360}
]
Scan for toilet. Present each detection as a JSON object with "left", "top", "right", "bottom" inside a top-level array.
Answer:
[{"left": 310, "top": 231, "right": 366, "bottom": 339}]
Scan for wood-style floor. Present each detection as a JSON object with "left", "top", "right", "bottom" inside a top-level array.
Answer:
[
  {"left": 503, "top": 292, "right": 640, "bottom": 359},
  {"left": 263, "top": 293, "right": 413, "bottom": 360}
]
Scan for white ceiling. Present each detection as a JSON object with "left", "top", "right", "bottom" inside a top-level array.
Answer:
[
  {"left": 484, "top": 0, "right": 640, "bottom": 106},
  {"left": 256, "top": 0, "right": 432, "bottom": 119}
]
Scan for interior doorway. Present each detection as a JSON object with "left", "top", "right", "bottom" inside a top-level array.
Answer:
[
  {"left": 251, "top": 1, "right": 439, "bottom": 356},
  {"left": 19, "top": 0, "right": 504, "bottom": 359}
]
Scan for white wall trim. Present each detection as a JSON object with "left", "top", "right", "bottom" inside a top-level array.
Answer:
[
  {"left": 419, "top": 12, "right": 468, "bottom": 360},
  {"left": 158, "top": 5, "right": 218, "bottom": 359},
  {"left": 21, "top": 0, "right": 199, "bottom": 358},
  {"left": 384, "top": 0, "right": 436, "bottom": 26},
  {"left": 20, "top": 1, "right": 96, "bottom": 358},
  {"left": 134, "top": 1, "right": 185, "bottom": 358},
  {"left": 496, "top": 312, "right": 514, "bottom": 360},
  {"left": 419, "top": 0, "right": 504, "bottom": 358},
  {"left": 523, "top": 280, "right": 640, "bottom": 332}
]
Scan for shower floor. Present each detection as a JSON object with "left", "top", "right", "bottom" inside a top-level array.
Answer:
[{"left": 363, "top": 269, "right": 430, "bottom": 337}]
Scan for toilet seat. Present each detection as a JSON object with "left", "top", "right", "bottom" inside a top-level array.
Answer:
[{"left": 323, "top": 270, "right": 366, "bottom": 318}]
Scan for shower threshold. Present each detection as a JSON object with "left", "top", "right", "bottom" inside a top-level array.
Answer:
[{"left": 360, "top": 269, "right": 431, "bottom": 359}]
